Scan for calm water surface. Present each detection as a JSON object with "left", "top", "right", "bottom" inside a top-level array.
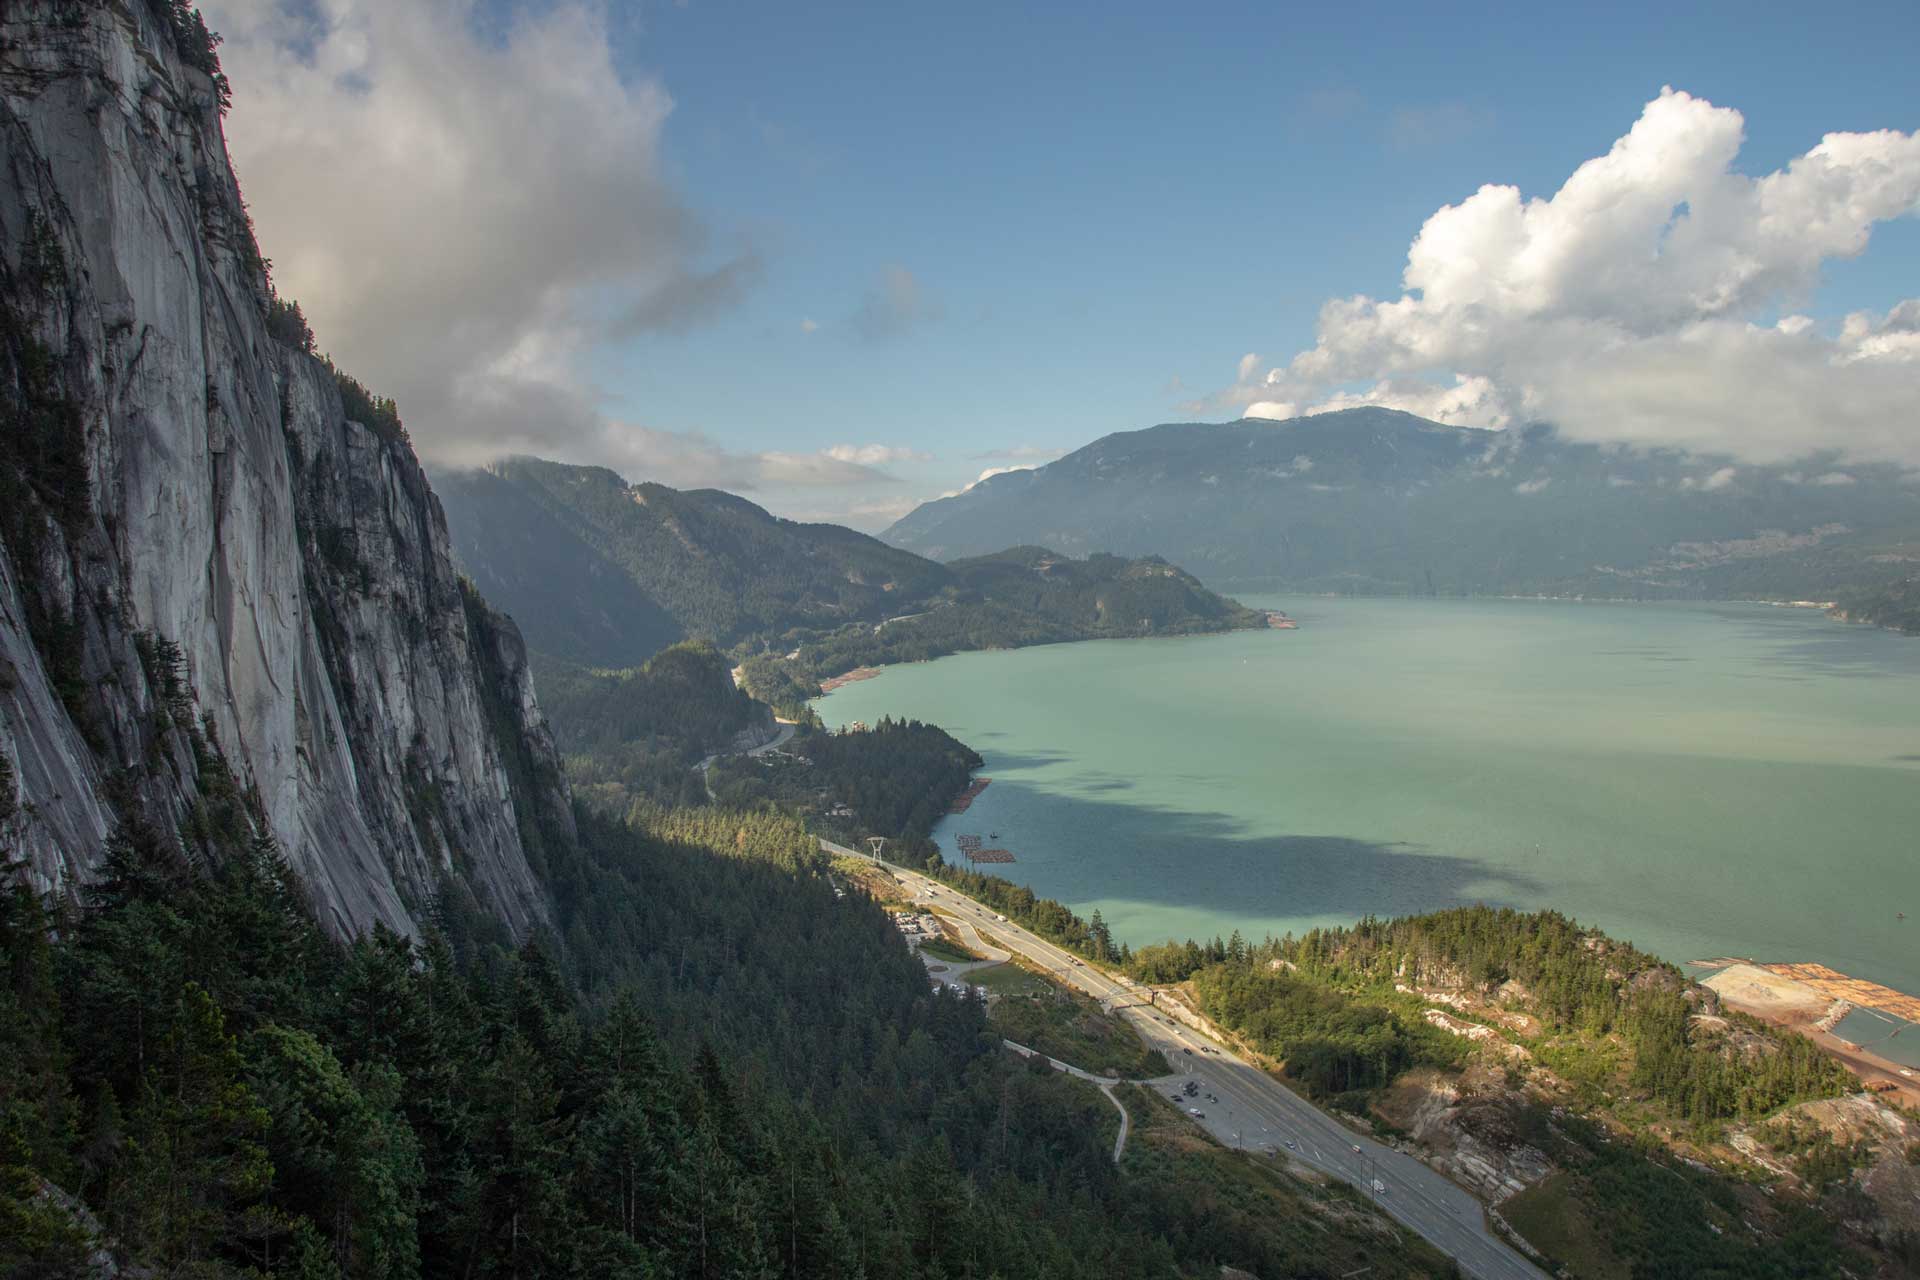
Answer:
[{"left": 815, "top": 598, "right": 1920, "bottom": 1055}]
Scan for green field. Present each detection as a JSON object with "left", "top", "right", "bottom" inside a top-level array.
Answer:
[
  {"left": 1499, "top": 1173, "right": 1625, "bottom": 1280},
  {"left": 988, "top": 976, "right": 1170, "bottom": 1079},
  {"left": 918, "top": 936, "right": 980, "bottom": 963},
  {"left": 971, "top": 962, "right": 1053, "bottom": 997}
]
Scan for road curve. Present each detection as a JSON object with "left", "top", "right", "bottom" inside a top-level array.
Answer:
[
  {"left": 696, "top": 718, "right": 798, "bottom": 800},
  {"left": 824, "top": 838, "right": 1547, "bottom": 1280},
  {"left": 1001, "top": 1039, "right": 1130, "bottom": 1163},
  {"left": 940, "top": 914, "right": 1011, "bottom": 964}
]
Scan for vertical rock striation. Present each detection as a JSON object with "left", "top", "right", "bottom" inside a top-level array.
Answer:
[{"left": 0, "top": 0, "right": 567, "bottom": 938}]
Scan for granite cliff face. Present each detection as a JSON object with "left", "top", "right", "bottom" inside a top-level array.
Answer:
[{"left": 0, "top": 0, "right": 568, "bottom": 938}]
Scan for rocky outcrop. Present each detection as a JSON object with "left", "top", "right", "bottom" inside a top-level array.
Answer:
[
  {"left": 1372, "top": 1068, "right": 1553, "bottom": 1203},
  {"left": 0, "top": 0, "right": 567, "bottom": 938}
]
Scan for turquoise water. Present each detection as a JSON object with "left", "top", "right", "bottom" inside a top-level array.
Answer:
[{"left": 815, "top": 598, "right": 1920, "bottom": 1060}]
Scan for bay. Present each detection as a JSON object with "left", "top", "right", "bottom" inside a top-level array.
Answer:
[{"left": 815, "top": 597, "right": 1920, "bottom": 1059}]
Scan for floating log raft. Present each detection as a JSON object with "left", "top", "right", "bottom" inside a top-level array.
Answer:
[
  {"left": 1760, "top": 963, "right": 1920, "bottom": 1023},
  {"left": 948, "top": 778, "right": 992, "bottom": 813},
  {"left": 952, "top": 831, "right": 1013, "bottom": 863}
]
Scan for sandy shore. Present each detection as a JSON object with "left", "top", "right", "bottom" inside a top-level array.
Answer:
[
  {"left": 1703, "top": 963, "right": 1831, "bottom": 1020},
  {"left": 819, "top": 666, "right": 884, "bottom": 693}
]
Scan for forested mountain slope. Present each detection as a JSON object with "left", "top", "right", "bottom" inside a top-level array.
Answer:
[
  {"left": 1834, "top": 576, "right": 1920, "bottom": 634},
  {"left": 434, "top": 457, "right": 1266, "bottom": 685},
  {"left": 537, "top": 642, "right": 773, "bottom": 811},
  {"left": 0, "top": 10, "right": 1473, "bottom": 1277},
  {"left": 433, "top": 465, "right": 686, "bottom": 667},
  {"left": 0, "top": 0, "right": 566, "bottom": 939},
  {"left": 884, "top": 408, "right": 1920, "bottom": 601}
]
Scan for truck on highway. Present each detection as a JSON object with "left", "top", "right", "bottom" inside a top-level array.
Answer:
[{"left": 1371, "top": 1178, "right": 1387, "bottom": 1195}]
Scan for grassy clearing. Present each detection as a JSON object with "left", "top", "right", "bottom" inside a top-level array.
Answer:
[
  {"left": 1500, "top": 1173, "right": 1625, "bottom": 1280},
  {"left": 988, "top": 977, "right": 1171, "bottom": 1079},
  {"left": 831, "top": 856, "right": 907, "bottom": 903},
  {"left": 918, "top": 936, "right": 980, "bottom": 963},
  {"left": 971, "top": 962, "right": 1052, "bottom": 998}
]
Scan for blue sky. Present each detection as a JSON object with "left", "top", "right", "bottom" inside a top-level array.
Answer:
[{"left": 216, "top": 0, "right": 1920, "bottom": 528}]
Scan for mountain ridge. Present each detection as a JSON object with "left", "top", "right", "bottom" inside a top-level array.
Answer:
[
  {"left": 433, "top": 457, "right": 1268, "bottom": 697},
  {"left": 883, "top": 408, "right": 1920, "bottom": 602}
]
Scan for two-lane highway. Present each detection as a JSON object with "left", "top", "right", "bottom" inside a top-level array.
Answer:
[{"left": 824, "top": 838, "right": 1545, "bottom": 1280}]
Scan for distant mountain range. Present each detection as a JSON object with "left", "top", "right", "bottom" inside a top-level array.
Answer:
[
  {"left": 883, "top": 408, "right": 1920, "bottom": 604},
  {"left": 432, "top": 458, "right": 1265, "bottom": 699}
]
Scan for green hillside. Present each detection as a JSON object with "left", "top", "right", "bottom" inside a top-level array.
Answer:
[
  {"left": 434, "top": 459, "right": 1267, "bottom": 708},
  {"left": 883, "top": 409, "right": 1920, "bottom": 603}
]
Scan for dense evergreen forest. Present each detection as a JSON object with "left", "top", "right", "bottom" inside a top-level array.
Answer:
[
  {"left": 1, "top": 776, "right": 1460, "bottom": 1277},
  {"left": 1836, "top": 577, "right": 1920, "bottom": 634},
  {"left": 710, "top": 718, "right": 981, "bottom": 864},
  {"left": 535, "top": 643, "right": 767, "bottom": 811},
  {"left": 1127, "top": 908, "right": 1854, "bottom": 1126},
  {"left": 770, "top": 550, "right": 1264, "bottom": 697}
]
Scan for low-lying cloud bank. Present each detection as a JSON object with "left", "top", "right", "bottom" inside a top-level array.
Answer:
[{"left": 1216, "top": 88, "right": 1920, "bottom": 465}]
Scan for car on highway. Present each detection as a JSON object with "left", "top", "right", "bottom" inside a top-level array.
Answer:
[
  {"left": 1189, "top": 1110, "right": 1205, "bottom": 1118},
  {"left": 1182, "top": 1047, "right": 1192, "bottom": 1055},
  {"left": 1350, "top": 1144, "right": 1363, "bottom": 1155},
  {"left": 1284, "top": 1139, "right": 1297, "bottom": 1150}
]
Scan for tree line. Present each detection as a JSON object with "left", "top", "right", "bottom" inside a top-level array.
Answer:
[{"left": 2, "top": 781, "right": 1455, "bottom": 1278}]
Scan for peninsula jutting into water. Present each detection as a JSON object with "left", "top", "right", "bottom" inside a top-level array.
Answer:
[{"left": 817, "top": 595, "right": 1920, "bottom": 1065}]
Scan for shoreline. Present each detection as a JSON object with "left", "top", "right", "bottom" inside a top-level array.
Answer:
[
  {"left": 818, "top": 665, "right": 884, "bottom": 693},
  {"left": 808, "top": 612, "right": 1281, "bottom": 695},
  {"left": 810, "top": 598, "right": 1920, "bottom": 1051},
  {"left": 1697, "top": 961, "right": 1920, "bottom": 1105}
]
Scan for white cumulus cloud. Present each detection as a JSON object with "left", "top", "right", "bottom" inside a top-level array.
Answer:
[
  {"left": 206, "top": 0, "right": 770, "bottom": 477},
  {"left": 1216, "top": 88, "right": 1920, "bottom": 464},
  {"left": 824, "top": 443, "right": 932, "bottom": 466},
  {"left": 934, "top": 464, "right": 1043, "bottom": 500}
]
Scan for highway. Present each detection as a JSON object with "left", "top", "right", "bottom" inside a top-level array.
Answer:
[
  {"left": 696, "top": 718, "right": 797, "bottom": 800},
  {"left": 824, "top": 838, "right": 1547, "bottom": 1280}
]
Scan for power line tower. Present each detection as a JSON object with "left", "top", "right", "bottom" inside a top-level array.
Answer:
[{"left": 866, "top": 836, "right": 887, "bottom": 863}]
